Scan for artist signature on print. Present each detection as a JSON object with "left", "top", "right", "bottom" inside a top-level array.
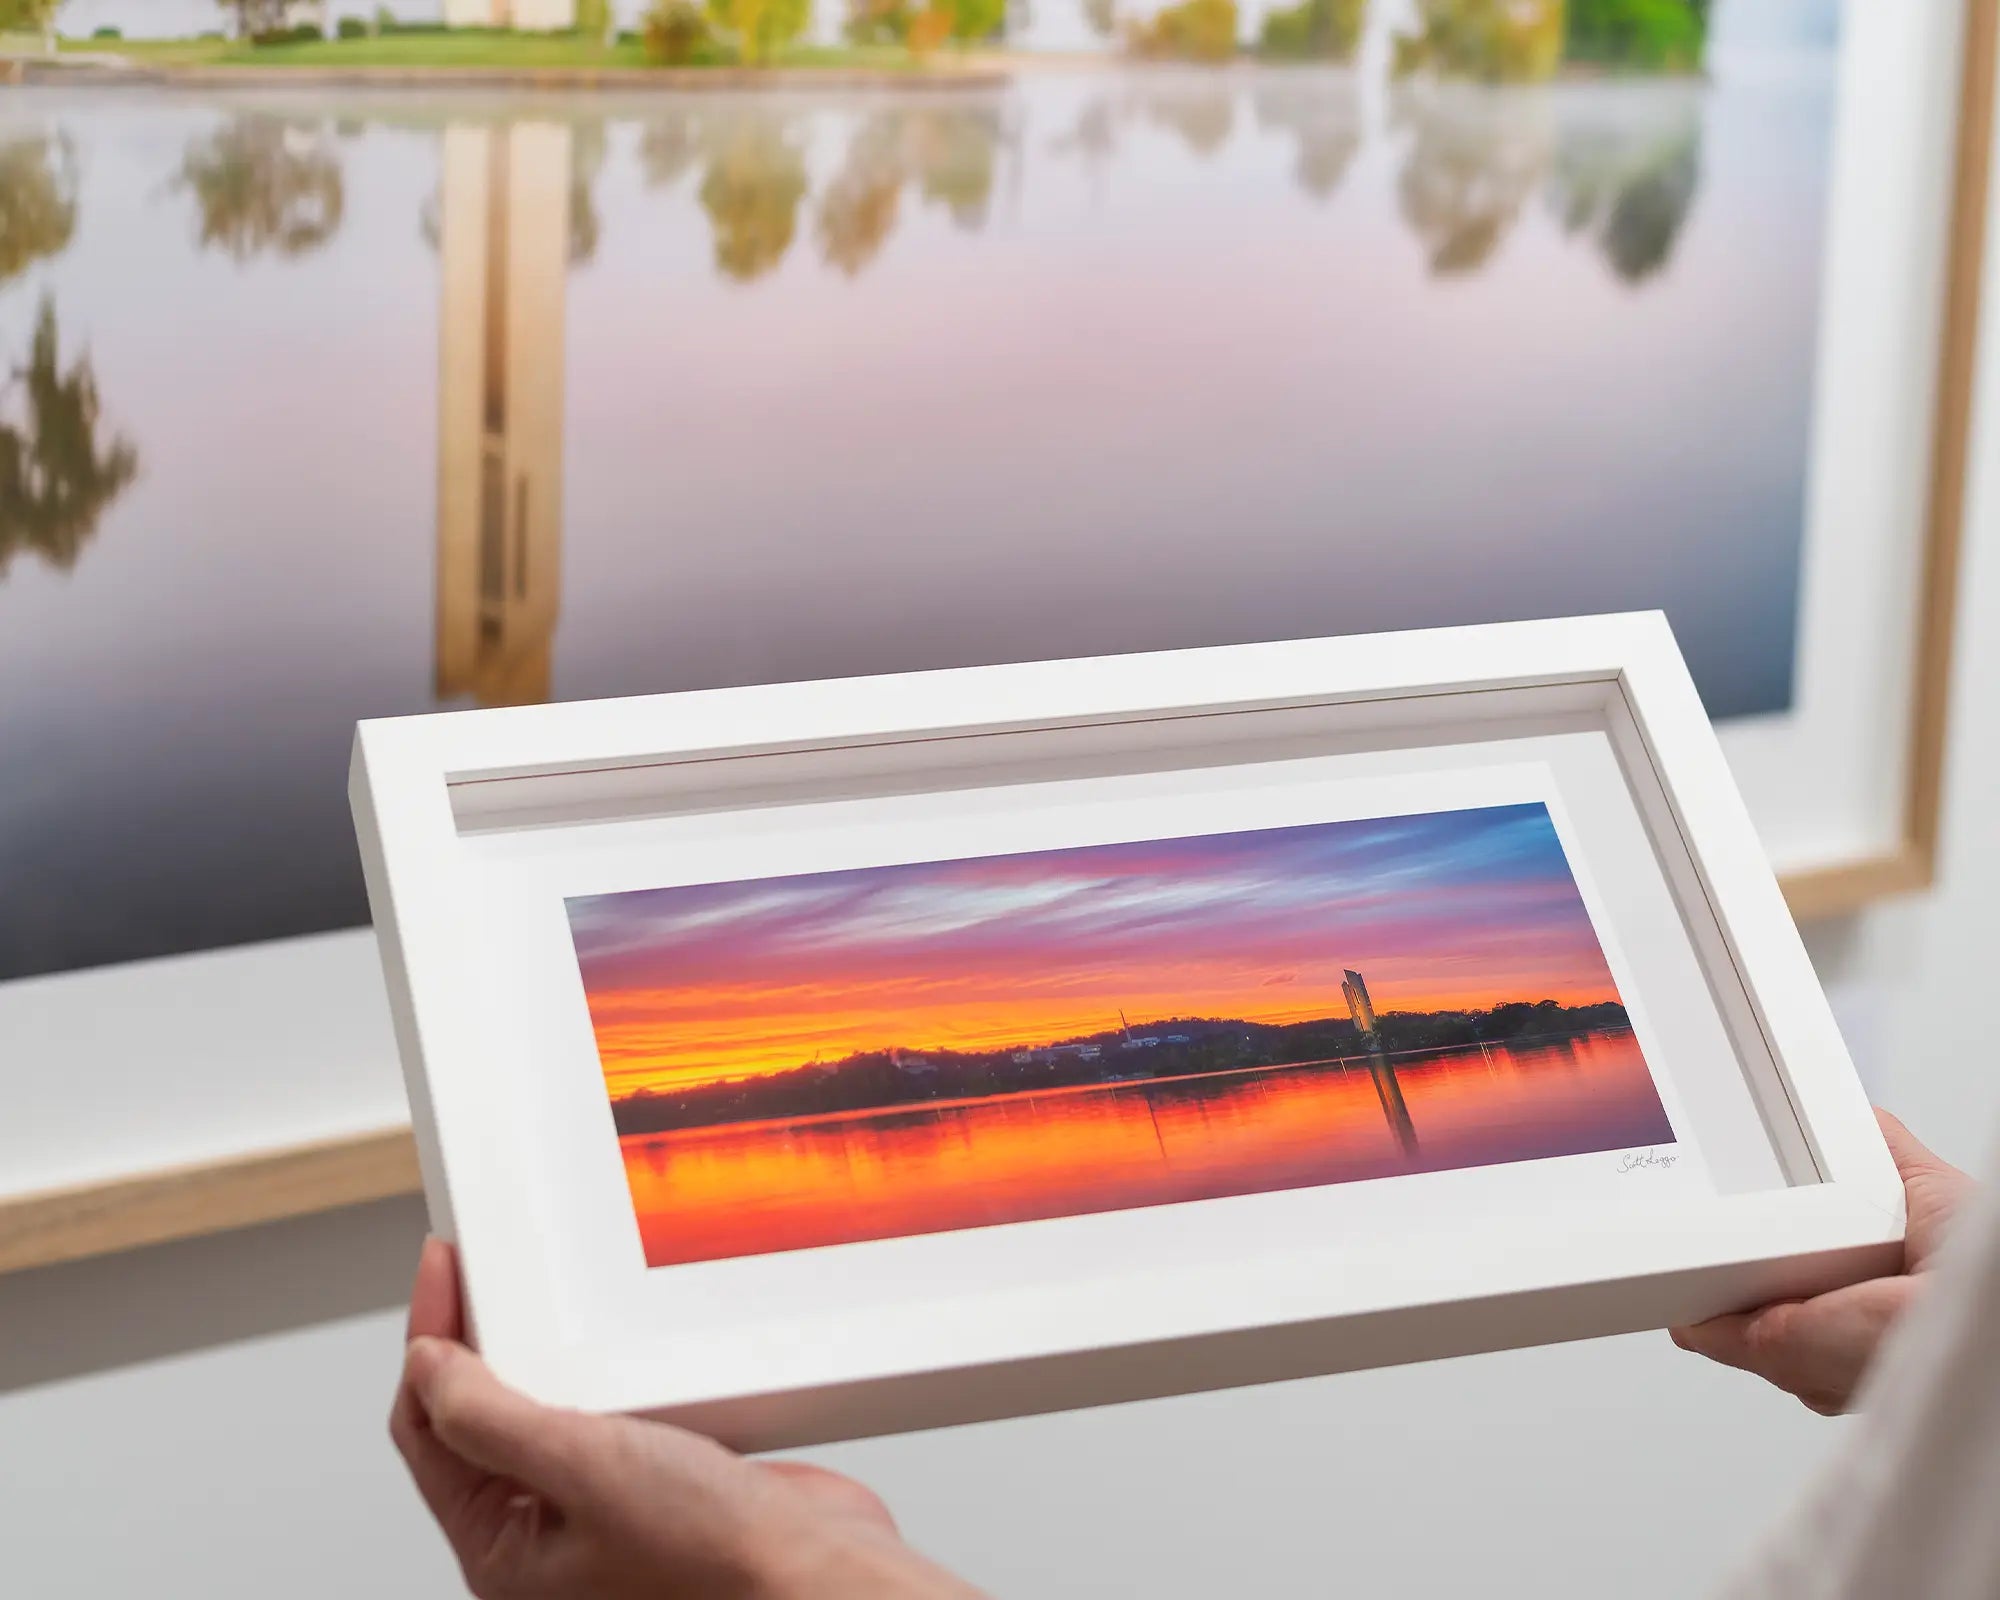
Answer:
[{"left": 1616, "top": 1148, "right": 1679, "bottom": 1173}]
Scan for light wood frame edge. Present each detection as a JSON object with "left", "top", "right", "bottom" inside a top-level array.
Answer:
[
  {"left": 0, "top": 1127, "right": 420, "bottom": 1276},
  {"left": 1758, "top": 0, "right": 1998, "bottom": 925},
  {"left": 1902, "top": 0, "right": 1997, "bottom": 902},
  {"left": 1787, "top": 0, "right": 1996, "bottom": 920},
  {"left": 1, "top": 7, "right": 1991, "bottom": 1278}
]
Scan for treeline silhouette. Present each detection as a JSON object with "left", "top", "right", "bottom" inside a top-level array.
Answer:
[{"left": 611, "top": 998, "right": 1631, "bottom": 1135}]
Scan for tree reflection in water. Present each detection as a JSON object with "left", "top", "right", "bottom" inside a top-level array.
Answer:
[
  {"left": 1545, "top": 97, "right": 1702, "bottom": 284},
  {"left": 129, "top": 69, "right": 1715, "bottom": 305},
  {"left": 0, "top": 132, "right": 79, "bottom": 288},
  {"left": 817, "top": 114, "right": 906, "bottom": 276},
  {"left": 1393, "top": 80, "right": 1556, "bottom": 275},
  {"left": 643, "top": 107, "right": 813, "bottom": 282},
  {"left": 905, "top": 104, "right": 1002, "bottom": 227},
  {"left": 615, "top": 73, "right": 1705, "bottom": 287},
  {"left": 639, "top": 105, "right": 711, "bottom": 191},
  {"left": 1049, "top": 92, "right": 1118, "bottom": 190},
  {"left": 1252, "top": 72, "right": 1364, "bottom": 201},
  {"left": 568, "top": 117, "right": 609, "bottom": 266},
  {"left": 816, "top": 103, "right": 1002, "bottom": 275},
  {"left": 700, "top": 119, "right": 810, "bottom": 283},
  {"left": 175, "top": 114, "right": 345, "bottom": 262},
  {"left": 643, "top": 102, "right": 1002, "bottom": 283},
  {"left": 0, "top": 297, "right": 139, "bottom": 579},
  {"left": 1131, "top": 78, "right": 1237, "bottom": 158},
  {"left": 1050, "top": 76, "right": 1358, "bottom": 203},
  {"left": 1393, "top": 78, "right": 1703, "bottom": 281}
]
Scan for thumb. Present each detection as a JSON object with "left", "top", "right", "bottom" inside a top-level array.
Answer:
[
  {"left": 406, "top": 1337, "right": 612, "bottom": 1505},
  {"left": 1671, "top": 1276, "right": 1914, "bottom": 1414}
]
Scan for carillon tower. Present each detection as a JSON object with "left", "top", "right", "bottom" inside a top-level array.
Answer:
[{"left": 1342, "top": 968, "right": 1379, "bottom": 1040}]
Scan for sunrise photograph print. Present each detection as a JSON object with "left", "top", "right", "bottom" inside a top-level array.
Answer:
[{"left": 565, "top": 802, "right": 1675, "bottom": 1268}]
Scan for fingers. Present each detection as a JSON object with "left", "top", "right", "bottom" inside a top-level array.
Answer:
[
  {"left": 394, "top": 1359, "right": 565, "bottom": 1599},
  {"left": 1671, "top": 1275, "right": 1915, "bottom": 1415},
  {"left": 1670, "top": 1311, "right": 1758, "bottom": 1371},
  {"left": 407, "top": 1236, "right": 464, "bottom": 1345},
  {"left": 391, "top": 1363, "right": 491, "bottom": 1533},
  {"left": 1872, "top": 1109, "right": 1976, "bottom": 1265},
  {"left": 1875, "top": 1110, "right": 1943, "bottom": 1182},
  {"left": 406, "top": 1336, "right": 617, "bottom": 1508},
  {"left": 395, "top": 1241, "right": 582, "bottom": 1590},
  {"left": 394, "top": 1239, "right": 484, "bottom": 1528}
]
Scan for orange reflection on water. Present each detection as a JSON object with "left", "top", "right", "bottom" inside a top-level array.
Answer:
[{"left": 621, "top": 1029, "right": 1672, "bottom": 1267}]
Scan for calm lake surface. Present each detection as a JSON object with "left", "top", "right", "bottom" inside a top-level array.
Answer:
[
  {"left": 0, "top": 37, "right": 1833, "bottom": 980},
  {"left": 621, "top": 1028, "right": 1672, "bottom": 1264}
]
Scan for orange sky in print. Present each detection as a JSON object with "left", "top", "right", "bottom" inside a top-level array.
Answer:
[{"left": 566, "top": 802, "right": 1626, "bottom": 1098}]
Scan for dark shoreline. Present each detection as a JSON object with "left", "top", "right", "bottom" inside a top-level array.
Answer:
[
  {"left": 614, "top": 1016, "right": 1637, "bottom": 1141},
  {"left": 621, "top": 1026, "right": 1638, "bottom": 1145}
]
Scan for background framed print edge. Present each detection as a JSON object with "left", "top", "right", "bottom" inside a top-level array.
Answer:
[
  {"left": 1780, "top": 0, "right": 1995, "bottom": 923},
  {"left": 1, "top": 1, "right": 1992, "bottom": 1275}
]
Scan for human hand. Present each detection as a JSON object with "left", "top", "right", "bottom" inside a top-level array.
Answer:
[
  {"left": 390, "top": 1237, "right": 985, "bottom": 1600},
  {"left": 1670, "top": 1110, "right": 1976, "bottom": 1415}
]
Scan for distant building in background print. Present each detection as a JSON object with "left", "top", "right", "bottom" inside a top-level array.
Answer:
[
  {"left": 435, "top": 122, "right": 567, "bottom": 708},
  {"left": 1343, "top": 969, "right": 1379, "bottom": 1039},
  {"left": 441, "top": 0, "right": 576, "bottom": 28}
]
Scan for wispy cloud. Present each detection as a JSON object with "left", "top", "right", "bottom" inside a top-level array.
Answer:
[{"left": 567, "top": 803, "right": 1621, "bottom": 1092}]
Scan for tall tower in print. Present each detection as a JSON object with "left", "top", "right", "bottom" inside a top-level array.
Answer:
[
  {"left": 434, "top": 121, "right": 568, "bottom": 709},
  {"left": 1342, "top": 968, "right": 1379, "bottom": 1040}
]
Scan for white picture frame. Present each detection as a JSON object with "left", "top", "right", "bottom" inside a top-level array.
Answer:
[{"left": 350, "top": 613, "right": 1901, "bottom": 1451}]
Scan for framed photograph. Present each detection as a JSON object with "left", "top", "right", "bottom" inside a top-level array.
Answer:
[
  {"left": 351, "top": 615, "right": 1900, "bottom": 1449},
  {"left": 2, "top": 0, "right": 1988, "bottom": 1272}
]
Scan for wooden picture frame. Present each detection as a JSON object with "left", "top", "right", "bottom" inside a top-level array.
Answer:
[
  {"left": 0, "top": 3, "right": 1989, "bottom": 1277},
  {"left": 1777, "top": 0, "right": 1994, "bottom": 923}
]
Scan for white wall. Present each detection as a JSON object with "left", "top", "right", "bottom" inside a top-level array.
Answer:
[{"left": 6, "top": 97, "right": 2000, "bottom": 1600}]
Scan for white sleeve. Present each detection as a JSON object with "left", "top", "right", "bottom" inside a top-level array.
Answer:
[{"left": 1718, "top": 1182, "right": 2000, "bottom": 1600}]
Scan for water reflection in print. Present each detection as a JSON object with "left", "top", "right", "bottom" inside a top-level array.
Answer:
[
  {"left": 1366, "top": 1046, "right": 1419, "bottom": 1156},
  {"left": 621, "top": 1029, "right": 1670, "bottom": 1266},
  {"left": 174, "top": 114, "right": 346, "bottom": 262},
  {"left": 434, "top": 121, "right": 570, "bottom": 706},
  {"left": 1254, "top": 73, "right": 1364, "bottom": 201},
  {"left": 0, "top": 130, "right": 78, "bottom": 286},
  {"left": 0, "top": 52, "right": 1830, "bottom": 978},
  {"left": 0, "top": 296, "right": 138, "bottom": 580}
]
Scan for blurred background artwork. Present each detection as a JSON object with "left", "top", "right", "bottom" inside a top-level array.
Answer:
[{"left": 0, "top": 0, "right": 1841, "bottom": 982}]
